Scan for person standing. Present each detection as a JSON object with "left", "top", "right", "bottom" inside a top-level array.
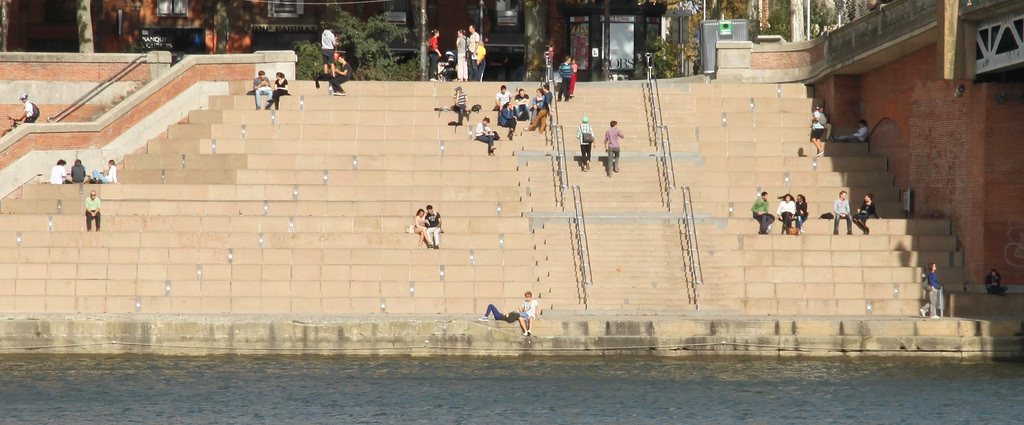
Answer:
[
  {"left": 557, "top": 56, "right": 574, "bottom": 102},
  {"left": 604, "top": 120, "right": 624, "bottom": 177},
  {"left": 252, "top": 71, "right": 273, "bottom": 110},
  {"left": 751, "top": 191, "right": 775, "bottom": 234},
  {"left": 428, "top": 29, "right": 441, "bottom": 81},
  {"left": 321, "top": 27, "right": 338, "bottom": 76},
  {"left": 424, "top": 205, "right": 443, "bottom": 249},
  {"left": 810, "top": 105, "right": 826, "bottom": 157},
  {"left": 833, "top": 190, "right": 852, "bottom": 235},
  {"left": 85, "top": 190, "right": 101, "bottom": 232},
  {"left": 15, "top": 94, "right": 39, "bottom": 124},
  {"left": 577, "top": 116, "right": 595, "bottom": 171},
  {"left": 920, "top": 263, "right": 940, "bottom": 318},
  {"left": 455, "top": 29, "right": 469, "bottom": 82},
  {"left": 467, "top": 25, "right": 481, "bottom": 80},
  {"left": 569, "top": 57, "right": 579, "bottom": 98},
  {"left": 474, "top": 40, "right": 487, "bottom": 81}
]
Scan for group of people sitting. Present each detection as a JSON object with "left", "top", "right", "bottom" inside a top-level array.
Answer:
[
  {"left": 752, "top": 190, "right": 879, "bottom": 235},
  {"left": 440, "top": 84, "right": 556, "bottom": 156},
  {"left": 50, "top": 158, "right": 117, "bottom": 185}
]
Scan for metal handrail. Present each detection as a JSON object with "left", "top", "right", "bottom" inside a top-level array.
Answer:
[
  {"left": 571, "top": 185, "right": 593, "bottom": 310},
  {"left": 680, "top": 186, "right": 704, "bottom": 310},
  {"left": 49, "top": 54, "right": 148, "bottom": 123},
  {"left": 644, "top": 54, "right": 677, "bottom": 211},
  {"left": 544, "top": 56, "right": 569, "bottom": 211}
]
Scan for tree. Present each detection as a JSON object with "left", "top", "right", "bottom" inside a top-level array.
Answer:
[
  {"left": 522, "top": 0, "right": 548, "bottom": 81},
  {"left": 78, "top": 0, "right": 94, "bottom": 53},
  {"left": 293, "top": 7, "right": 415, "bottom": 81}
]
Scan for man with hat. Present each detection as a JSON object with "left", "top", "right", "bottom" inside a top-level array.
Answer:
[
  {"left": 810, "top": 105, "right": 826, "bottom": 157},
  {"left": 14, "top": 94, "right": 39, "bottom": 124},
  {"left": 447, "top": 86, "right": 467, "bottom": 126}
]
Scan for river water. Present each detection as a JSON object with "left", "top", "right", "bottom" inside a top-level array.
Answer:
[{"left": 0, "top": 355, "right": 1020, "bottom": 424}]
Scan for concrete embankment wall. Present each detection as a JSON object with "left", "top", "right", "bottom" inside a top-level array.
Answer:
[{"left": 1, "top": 314, "right": 1021, "bottom": 359}]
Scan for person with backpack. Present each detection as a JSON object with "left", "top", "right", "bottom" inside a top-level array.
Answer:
[
  {"left": 15, "top": 94, "right": 39, "bottom": 124},
  {"left": 810, "top": 105, "right": 826, "bottom": 157}
]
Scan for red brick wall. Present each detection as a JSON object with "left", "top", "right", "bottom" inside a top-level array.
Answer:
[
  {"left": 823, "top": 43, "right": 1024, "bottom": 285},
  {"left": 0, "top": 64, "right": 250, "bottom": 171},
  {"left": 750, "top": 42, "right": 824, "bottom": 70}
]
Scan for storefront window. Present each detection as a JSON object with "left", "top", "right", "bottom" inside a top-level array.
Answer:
[
  {"left": 569, "top": 17, "right": 590, "bottom": 70},
  {"left": 606, "top": 16, "right": 635, "bottom": 70},
  {"left": 156, "top": 0, "right": 188, "bottom": 17},
  {"left": 268, "top": 0, "right": 304, "bottom": 18}
]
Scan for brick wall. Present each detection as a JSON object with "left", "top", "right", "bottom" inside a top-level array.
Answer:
[
  {"left": 822, "top": 43, "right": 1024, "bottom": 286},
  {"left": 0, "top": 63, "right": 250, "bottom": 172},
  {"left": 750, "top": 42, "right": 824, "bottom": 70}
]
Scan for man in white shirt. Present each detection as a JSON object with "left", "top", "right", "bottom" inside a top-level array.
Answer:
[
  {"left": 16, "top": 94, "right": 39, "bottom": 124},
  {"left": 474, "top": 117, "right": 498, "bottom": 156},
  {"left": 494, "top": 85, "right": 511, "bottom": 111},
  {"left": 321, "top": 28, "right": 337, "bottom": 75},
  {"left": 49, "top": 159, "right": 68, "bottom": 184},
  {"left": 517, "top": 291, "right": 539, "bottom": 336},
  {"left": 831, "top": 119, "right": 869, "bottom": 143}
]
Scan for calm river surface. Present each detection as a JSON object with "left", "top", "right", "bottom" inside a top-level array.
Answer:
[{"left": 0, "top": 355, "right": 1021, "bottom": 424}]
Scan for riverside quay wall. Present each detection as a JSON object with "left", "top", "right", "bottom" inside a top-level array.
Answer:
[{"left": 1, "top": 314, "right": 1022, "bottom": 359}]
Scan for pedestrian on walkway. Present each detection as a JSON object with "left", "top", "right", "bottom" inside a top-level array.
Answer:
[
  {"left": 920, "top": 263, "right": 941, "bottom": 318},
  {"left": 604, "top": 120, "right": 624, "bottom": 177}
]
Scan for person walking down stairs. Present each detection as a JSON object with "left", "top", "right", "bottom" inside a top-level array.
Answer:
[{"left": 603, "top": 120, "right": 624, "bottom": 177}]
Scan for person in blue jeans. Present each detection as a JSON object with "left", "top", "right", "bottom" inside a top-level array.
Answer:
[{"left": 478, "top": 304, "right": 520, "bottom": 322}]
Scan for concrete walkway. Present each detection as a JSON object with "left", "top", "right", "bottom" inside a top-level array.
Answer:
[{"left": 1, "top": 313, "right": 1021, "bottom": 359}]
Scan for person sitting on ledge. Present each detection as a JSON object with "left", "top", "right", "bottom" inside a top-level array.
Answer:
[
  {"left": 985, "top": 269, "right": 1008, "bottom": 295},
  {"left": 831, "top": 119, "right": 869, "bottom": 143}
]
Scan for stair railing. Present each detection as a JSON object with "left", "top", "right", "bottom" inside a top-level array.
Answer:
[
  {"left": 571, "top": 185, "right": 593, "bottom": 310},
  {"left": 643, "top": 53, "right": 677, "bottom": 211},
  {"left": 49, "top": 54, "right": 148, "bottom": 123},
  {"left": 545, "top": 56, "right": 569, "bottom": 211},
  {"left": 680, "top": 186, "right": 704, "bottom": 310}
]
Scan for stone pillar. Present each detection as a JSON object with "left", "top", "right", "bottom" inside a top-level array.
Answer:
[{"left": 716, "top": 41, "right": 752, "bottom": 81}]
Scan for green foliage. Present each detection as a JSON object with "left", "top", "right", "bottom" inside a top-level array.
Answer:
[
  {"left": 809, "top": 0, "right": 837, "bottom": 39},
  {"left": 331, "top": 7, "right": 411, "bottom": 81},
  {"left": 644, "top": 37, "right": 683, "bottom": 79},
  {"left": 292, "top": 40, "right": 323, "bottom": 80},
  {"left": 761, "top": 0, "right": 792, "bottom": 39},
  {"left": 293, "top": 7, "right": 413, "bottom": 81}
]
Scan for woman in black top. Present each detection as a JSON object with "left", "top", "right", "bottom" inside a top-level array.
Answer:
[
  {"left": 795, "top": 194, "right": 809, "bottom": 233},
  {"left": 985, "top": 269, "right": 1008, "bottom": 295},
  {"left": 269, "top": 72, "right": 288, "bottom": 110},
  {"left": 853, "top": 193, "right": 879, "bottom": 234}
]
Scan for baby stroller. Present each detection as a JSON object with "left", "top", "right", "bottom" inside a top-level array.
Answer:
[{"left": 437, "top": 50, "right": 458, "bottom": 82}]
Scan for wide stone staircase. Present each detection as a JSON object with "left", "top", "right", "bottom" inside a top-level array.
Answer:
[{"left": 0, "top": 79, "right": 963, "bottom": 317}]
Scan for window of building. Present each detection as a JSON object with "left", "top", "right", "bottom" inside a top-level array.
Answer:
[
  {"left": 156, "top": 0, "right": 188, "bottom": 17},
  {"left": 269, "top": 0, "right": 304, "bottom": 18}
]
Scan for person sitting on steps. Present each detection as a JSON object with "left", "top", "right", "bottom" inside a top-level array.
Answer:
[
  {"left": 831, "top": 119, "right": 869, "bottom": 143},
  {"left": 498, "top": 101, "right": 517, "bottom": 141},
  {"left": 852, "top": 193, "right": 879, "bottom": 234}
]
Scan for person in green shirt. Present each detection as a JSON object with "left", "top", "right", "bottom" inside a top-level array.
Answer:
[
  {"left": 751, "top": 191, "right": 774, "bottom": 234},
  {"left": 85, "top": 190, "right": 101, "bottom": 231}
]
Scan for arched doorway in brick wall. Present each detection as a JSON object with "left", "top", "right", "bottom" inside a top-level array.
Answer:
[{"left": 867, "top": 118, "right": 910, "bottom": 190}]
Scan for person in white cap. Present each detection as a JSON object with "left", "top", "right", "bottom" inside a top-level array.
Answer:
[{"left": 14, "top": 94, "right": 39, "bottom": 124}]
